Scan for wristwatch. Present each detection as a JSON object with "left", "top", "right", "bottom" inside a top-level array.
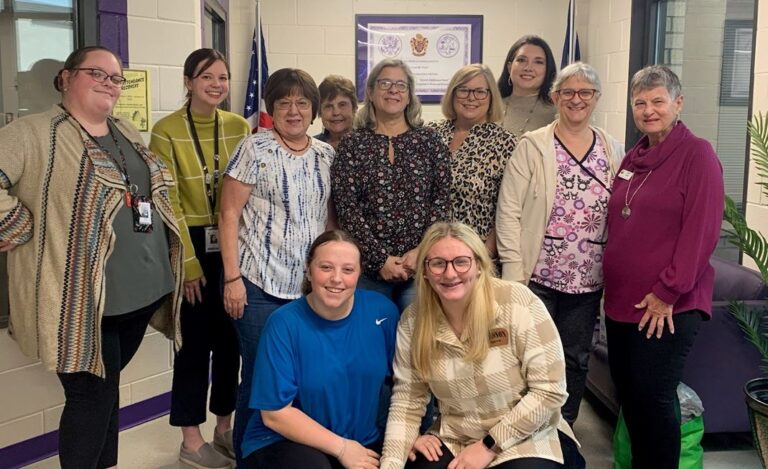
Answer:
[{"left": 482, "top": 434, "right": 502, "bottom": 454}]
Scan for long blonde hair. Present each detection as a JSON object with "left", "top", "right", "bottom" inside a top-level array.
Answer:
[{"left": 411, "top": 222, "right": 497, "bottom": 379}]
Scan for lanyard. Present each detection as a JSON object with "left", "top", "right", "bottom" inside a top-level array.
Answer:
[
  {"left": 64, "top": 107, "right": 138, "bottom": 206},
  {"left": 186, "top": 103, "right": 220, "bottom": 214}
]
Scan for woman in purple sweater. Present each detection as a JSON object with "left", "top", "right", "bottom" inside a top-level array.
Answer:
[{"left": 603, "top": 65, "right": 724, "bottom": 469}]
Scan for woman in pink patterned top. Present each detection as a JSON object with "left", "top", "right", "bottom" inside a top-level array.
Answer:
[{"left": 496, "top": 62, "right": 623, "bottom": 425}]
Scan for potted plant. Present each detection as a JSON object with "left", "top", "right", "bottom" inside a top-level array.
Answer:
[{"left": 726, "top": 112, "right": 768, "bottom": 466}]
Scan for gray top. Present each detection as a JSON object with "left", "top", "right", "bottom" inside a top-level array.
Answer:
[
  {"left": 97, "top": 123, "right": 175, "bottom": 316},
  {"left": 501, "top": 94, "right": 557, "bottom": 137}
]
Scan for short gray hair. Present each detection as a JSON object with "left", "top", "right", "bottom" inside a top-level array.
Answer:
[
  {"left": 354, "top": 59, "right": 423, "bottom": 129},
  {"left": 551, "top": 62, "right": 602, "bottom": 94},
  {"left": 629, "top": 65, "right": 682, "bottom": 100}
]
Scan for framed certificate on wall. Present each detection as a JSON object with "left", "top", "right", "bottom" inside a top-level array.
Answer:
[{"left": 355, "top": 14, "right": 483, "bottom": 103}]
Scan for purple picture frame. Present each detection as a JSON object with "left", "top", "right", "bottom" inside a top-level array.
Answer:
[{"left": 355, "top": 14, "right": 483, "bottom": 104}]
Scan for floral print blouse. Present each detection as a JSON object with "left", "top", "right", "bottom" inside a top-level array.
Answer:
[
  {"left": 331, "top": 127, "right": 451, "bottom": 277},
  {"left": 427, "top": 120, "right": 517, "bottom": 240},
  {"left": 530, "top": 133, "right": 611, "bottom": 293}
]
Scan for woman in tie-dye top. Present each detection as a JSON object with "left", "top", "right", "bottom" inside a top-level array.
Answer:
[{"left": 218, "top": 67, "right": 335, "bottom": 465}]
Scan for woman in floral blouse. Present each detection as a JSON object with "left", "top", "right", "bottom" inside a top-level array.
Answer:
[
  {"left": 427, "top": 64, "right": 517, "bottom": 258},
  {"left": 496, "top": 62, "right": 623, "bottom": 426},
  {"left": 332, "top": 59, "right": 451, "bottom": 311}
]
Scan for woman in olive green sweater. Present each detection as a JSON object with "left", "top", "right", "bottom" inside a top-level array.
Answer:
[{"left": 150, "top": 48, "right": 249, "bottom": 468}]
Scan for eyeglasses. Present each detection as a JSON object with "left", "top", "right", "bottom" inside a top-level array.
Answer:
[
  {"left": 274, "top": 99, "right": 312, "bottom": 111},
  {"left": 425, "top": 256, "right": 474, "bottom": 275},
  {"left": 556, "top": 88, "right": 599, "bottom": 101},
  {"left": 455, "top": 87, "right": 490, "bottom": 100},
  {"left": 376, "top": 79, "right": 409, "bottom": 93},
  {"left": 71, "top": 68, "right": 126, "bottom": 86}
]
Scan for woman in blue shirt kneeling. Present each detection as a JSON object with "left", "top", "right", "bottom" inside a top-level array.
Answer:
[{"left": 242, "top": 230, "right": 399, "bottom": 468}]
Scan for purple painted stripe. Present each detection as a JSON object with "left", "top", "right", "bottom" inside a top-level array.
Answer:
[
  {"left": 98, "top": 0, "right": 129, "bottom": 66},
  {"left": 0, "top": 392, "right": 171, "bottom": 469}
]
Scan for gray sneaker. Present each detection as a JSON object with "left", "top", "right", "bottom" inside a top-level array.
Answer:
[
  {"left": 213, "top": 429, "right": 235, "bottom": 459},
  {"left": 179, "top": 442, "right": 232, "bottom": 469}
]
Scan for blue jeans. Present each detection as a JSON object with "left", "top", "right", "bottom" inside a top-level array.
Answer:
[
  {"left": 357, "top": 276, "right": 416, "bottom": 313},
  {"left": 231, "top": 279, "right": 290, "bottom": 467}
]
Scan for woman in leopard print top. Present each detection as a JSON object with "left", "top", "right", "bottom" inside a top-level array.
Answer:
[{"left": 427, "top": 64, "right": 517, "bottom": 258}]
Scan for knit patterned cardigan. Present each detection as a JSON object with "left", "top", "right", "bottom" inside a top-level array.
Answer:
[{"left": 0, "top": 105, "right": 183, "bottom": 377}]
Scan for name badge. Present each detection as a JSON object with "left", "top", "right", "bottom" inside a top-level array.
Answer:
[
  {"left": 131, "top": 196, "right": 153, "bottom": 233},
  {"left": 205, "top": 226, "right": 220, "bottom": 253},
  {"left": 618, "top": 169, "right": 634, "bottom": 180},
  {"left": 489, "top": 328, "right": 509, "bottom": 347}
]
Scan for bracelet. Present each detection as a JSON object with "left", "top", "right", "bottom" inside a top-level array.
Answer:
[
  {"left": 223, "top": 275, "right": 242, "bottom": 285},
  {"left": 336, "top": 438, "right": 347, "bottom": 460}
]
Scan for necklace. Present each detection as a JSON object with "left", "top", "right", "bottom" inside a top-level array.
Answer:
[
  {"left": 274, "top": 128, "right": 311, "bottom": 153},
  {"left": 513, "top": 95, "right": 539, "bottom": 135},
  {"left": 622, "top": 170, "right": 653, "bottom": 219}
]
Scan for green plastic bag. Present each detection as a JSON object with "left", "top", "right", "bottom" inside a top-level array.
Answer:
[{"left": 613, "top": 410, "right": 704, "bottom": 469}]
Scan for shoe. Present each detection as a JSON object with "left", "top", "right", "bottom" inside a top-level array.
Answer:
[
  {"left": 179, "top": 442, "right": 232, "bottom": 469},
  {"left": 213, "top": 429, "right": 235, "bottom": 459}
]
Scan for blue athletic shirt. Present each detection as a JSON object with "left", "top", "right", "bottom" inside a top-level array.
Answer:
[{"left": 241, "top": 289, "right": 399, "bottom": 458}]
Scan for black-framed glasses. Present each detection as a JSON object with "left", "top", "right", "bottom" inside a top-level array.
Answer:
[
  {"left": 275, "top": 98, "right": 312, "bottom": 111},
  {"left": 71, "top": 68, "right": 127, "bottom": 86},
  {"left": 376, "top": 79, "right": 409, "bottom": 92},
  {"left": 455, "top": 87, "right": 490, "bottom": 100},
  {"left": 425, "top": 256, "right": 474, "bottom": 275},
  {"left": 556, "top": 88, "right": 599, "bottom": 101}
]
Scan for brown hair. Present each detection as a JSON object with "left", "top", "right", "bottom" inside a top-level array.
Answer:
[
  {"left": 264, "top": 68, "right": 320, "bottom": 120},
  {"left": 318, "top": 74, "right": 358, "bottom": 108},
  {"left": 183, "top": 48, "right": 230, "bottom": 98},
  {"left": 54, "top": 46, "right": 122, "bottom": 92},
  {"left": 301, "top": 230, "right": 363, "bottom": 295}
]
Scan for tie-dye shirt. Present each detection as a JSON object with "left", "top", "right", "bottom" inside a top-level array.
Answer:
[
  {"left": 530, "top": 133, "right": 611, "bottom": 293},
  {"left": 225, "top": 132, "right": 333, "bottom": 299}
]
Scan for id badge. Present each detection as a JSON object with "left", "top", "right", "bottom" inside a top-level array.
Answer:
[
  {"left": 205, "top": 226, "right": 220, "bottom": 253},
  {"left": 618, "top": 169, "right": 634, "bottom": 180},
  {"left": 132, "top": 195, "right": 153, "bottom": 233}
]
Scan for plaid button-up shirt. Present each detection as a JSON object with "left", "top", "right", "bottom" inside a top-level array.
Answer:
[{"left": 381, "top": 278, "right": 575, "bottom": 468}]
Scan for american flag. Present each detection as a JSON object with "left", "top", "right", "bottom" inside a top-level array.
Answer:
[
  {"left": 244, "top": 25, "right": 272, "bottom": 132},
  {"left": 561, "top": 0, "right": 581, "bottom": 68}
]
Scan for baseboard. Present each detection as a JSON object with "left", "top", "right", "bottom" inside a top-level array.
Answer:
[{"left": 0, "top": 391, "right": 171, "bottom": 469}]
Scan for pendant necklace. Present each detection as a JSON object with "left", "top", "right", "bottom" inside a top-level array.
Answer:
[
  {"left": 274, "top": 128, "right": 311, "bottom": 153},
  {"left": 622, "top": 170, "right": 653, "bottom": 219},
  {"left": 516, "top": 96, "right": 539, "bottom": 135}
]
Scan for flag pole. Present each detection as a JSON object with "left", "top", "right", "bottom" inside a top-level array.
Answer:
[
  {"left": 569, "top": 0, "right": 575, "bottom": 65},
  {"left": 256, "top": 0, "right": 262, "bottom": 109}
]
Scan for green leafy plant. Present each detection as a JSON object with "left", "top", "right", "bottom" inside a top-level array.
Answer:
[{"left": 726, "top": 112, "right": 768, "bottom": 374}]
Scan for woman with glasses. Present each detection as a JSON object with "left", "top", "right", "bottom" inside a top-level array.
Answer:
[
  {"left": 316, "top": 75, "right": 357, "bottom": 150},
  {"left": 218, "top": 67, "right": 335, "bottom": 466},
  {"left": 381, "top": 222, "right": 577, "bottom": 469},
  {"left": 496, "top": 62, "right": 622, "bottom": 426},
  {"left": 427, "top": 64, "right": 517, "bottom": 258},
  {"left": 332, "top": 59, "right": 451, "bottom": 311},
  {"left": 150, "top": 48, "right": 249, "bottom": 468},
  {"left": 0, "top": 46, "right": 183, "bottom": 468},
  {"left": 498, "top": 35, "right": 558, "bottom": 136}
]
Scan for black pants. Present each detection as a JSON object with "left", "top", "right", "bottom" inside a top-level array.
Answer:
[
  {"left": 528, "top": 282, "right": 601, "bottom": 425},
  {"left": 606, "top": 310, "right": 703, "bottom": 469},
  {"left": 170, "top": 226, "right": 239, "bottom": 426},
  {"left": 56, "top": 298, "right": 162, "bottom": 469},
  {"left": 244, "top": 439, "right": 383, "bottom": 469}
]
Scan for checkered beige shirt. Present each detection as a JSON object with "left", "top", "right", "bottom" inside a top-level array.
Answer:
[{"left": 381, "top": 278, "right": 575, "bottom": 468}]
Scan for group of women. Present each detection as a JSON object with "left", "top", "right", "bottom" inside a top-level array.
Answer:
[{"left": 0, "top": 29, "right": 723, "bottom": 469}]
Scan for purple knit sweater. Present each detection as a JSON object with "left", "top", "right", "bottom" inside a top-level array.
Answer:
[{"left": 603, "top": 122, "right": 724, "bottom": 323}]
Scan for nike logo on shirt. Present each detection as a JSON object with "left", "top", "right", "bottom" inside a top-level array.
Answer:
[{"left": 375, "top": 318, "right": 388, "bottom": 326}]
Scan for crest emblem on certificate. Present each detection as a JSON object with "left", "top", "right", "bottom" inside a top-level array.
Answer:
[
  {"left": 378, "top": 35, "right": 402, "bottom": 57},
  {"left": 437, "top": 34, "right": 460, "bottom": 58},
  {"left": 410, "top": 33, "right": 428, "bottom": 56}
]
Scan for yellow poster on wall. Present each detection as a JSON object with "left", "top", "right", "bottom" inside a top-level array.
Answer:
[{"left": 113, "top": 69, "right": 150, "bottom": 132}]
